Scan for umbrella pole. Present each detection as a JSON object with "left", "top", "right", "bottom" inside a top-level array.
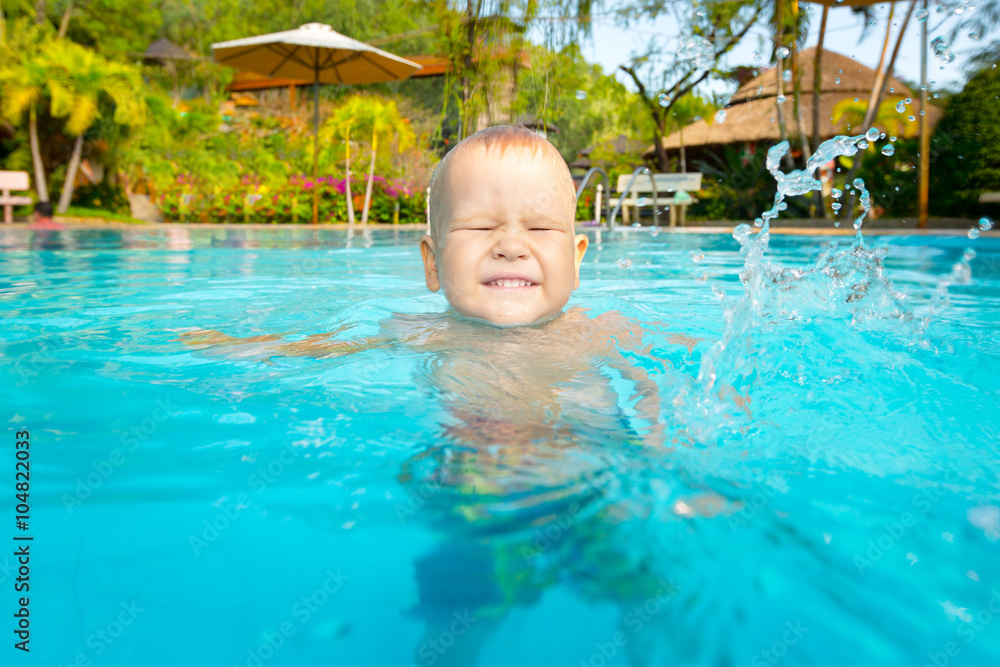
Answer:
[{"left": 312, "top": 74, "right": 319, "bottom": 225}]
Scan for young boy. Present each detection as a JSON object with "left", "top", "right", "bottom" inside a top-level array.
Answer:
[{"left": 183, "top": 126, "right": 706, "bottom": 665}]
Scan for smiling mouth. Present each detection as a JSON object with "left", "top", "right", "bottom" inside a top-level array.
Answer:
[{"left": 484, "top": 278, "right": 538, "bottom": 288}]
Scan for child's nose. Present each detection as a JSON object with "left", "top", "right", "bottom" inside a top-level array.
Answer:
[{"left": 492, "top": 232, "right": 530, "bottom": 260}]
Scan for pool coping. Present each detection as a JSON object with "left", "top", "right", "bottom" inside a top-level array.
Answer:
[{"left": 4, "top": 219, "right": 997, "bottom": 238}]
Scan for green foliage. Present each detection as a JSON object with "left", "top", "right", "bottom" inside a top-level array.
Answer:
[
  {"left": 517, "top": 43, "right": 653, "bottom": 162},
  {"left": 66, "top": 182, "right": 131, "bottom": 214},
  {"left": 929, "top": 63, "right": 1000, "bottom": 218}
]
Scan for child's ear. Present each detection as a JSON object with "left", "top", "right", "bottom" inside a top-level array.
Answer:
[
  {"left": 420, "top": 235, "right": 441, "bottom": 292},
  {"left": 573, "top": 233, "right": 589, "bottom": 289}
]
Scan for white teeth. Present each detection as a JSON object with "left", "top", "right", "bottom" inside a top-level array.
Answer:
[{"left": 487, "top": 279, "right": 534, "bottom": 287}]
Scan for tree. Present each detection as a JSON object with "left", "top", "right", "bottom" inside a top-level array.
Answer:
[
  {"left": 618, "top": 0, "right": 764, "bottom": 172},
  {"left": 324, "top": 97, "right": 365, "bottom": 225},
  {"left": 41, "top": 40, "right": 148, "bottom": 213},
  {"left": 929, "top": 62, "right": 1000, "bottom": 217},
  {"left": 0, "top": 18, "right": 55, "bottom": 202},
  {"left": 666, "top": 93, "right": 716, "bottom": 172},
  {"left": 356, "top": 98, "right": 415, "bottom": 225}
]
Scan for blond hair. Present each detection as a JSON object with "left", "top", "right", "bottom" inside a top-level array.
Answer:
[{"left": 427, "top": 125, "right": 576, "bottom": 244}]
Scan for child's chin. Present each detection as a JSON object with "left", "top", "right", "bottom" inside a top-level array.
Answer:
[{"left": 455, "top": 307, "right": 560, "bottom": 328}]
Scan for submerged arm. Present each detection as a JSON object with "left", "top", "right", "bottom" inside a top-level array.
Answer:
[{"left": 177, "top": 328, "right": 393, "bottom": 360}]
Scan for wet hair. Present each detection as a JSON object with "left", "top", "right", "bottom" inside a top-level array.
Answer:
[
  {"left": 427, "top": 125, "right": 577, "bottom": 245},
  {"left": 33, "top": 201, "right": 53, "bottom": 217}
]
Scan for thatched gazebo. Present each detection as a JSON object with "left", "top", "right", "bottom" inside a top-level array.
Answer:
[{"left": 646, "top": 47, "right": 942, "bottom": 159}]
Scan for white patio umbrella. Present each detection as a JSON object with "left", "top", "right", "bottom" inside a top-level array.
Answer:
[{"left": 212, "top": 23, "right": 421, "bottom": 223}]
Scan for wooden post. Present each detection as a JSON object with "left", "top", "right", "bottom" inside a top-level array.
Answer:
[{"left": 918, "top": 0, "right": 930, "bottom": 229}]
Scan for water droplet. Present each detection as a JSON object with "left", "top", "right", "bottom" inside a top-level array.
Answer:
[
  {"left": 905, "top": 97, "right": 912, "bottom": 104},
  {"left": 853, "top": 97, "right": 860, "bottom": 103},
  {"left": 865, "top": 127, "right": 881, "bottom": 142},
  {"left": 692, "top": 115, "right": 702, "bottom": 122},
  {"left": 881, "top": 144, "right": 895, "bottom": 156},
  {"left": 631, "top": 222, "right": 641, "bottom": 228},
  {"left": 853, "top": 178, "right": 865, "bottom": 189},
  {"left": 890, "top": 136, "right": 897, "bottom": 142},
  {"left": 752, "top": 50, "right": 761, "bottom": 62},
  {"left": 657, "top": 93, "right": 669, "bottom": 107},
  {"left": 895, "top": 100, "right": 906, "bottom": 113},
  {"left": 933, "top": 92, "right": 940, "bottom": 99},
  {"left": 916, "top": 8, "right": 929, "bottom": 21},
  {"left": 980, "top": 217, "right": 994, "bottom": 231},
  {"left": 858, "top": 140, "right": 869, "bottom": 149},
  {"left": 575, "top": 90, "right": 587, "bottom": 100},
  {"left": 715, "top": 109, "right": 727, "bottom": 123},
  {"left": 776, "top": 46, "right": 791, "bottom": 59},
  {"left": 777, "top": 201, "right": 788, "bottom": 211},
  {"left": 908, "top": 115, "right": 916, "bottom": 122},
  {"left": 931, "top": 36, "right": 956, "bottom": 64},
  {"left": 617, "top": 258, "right": 632, "bottom": 269},
  {"left": 756, "top": 85, "right": 764, "bottom": 96},
  {"left": 832, "top": 202, "right": 842, "bottom": 211},
  {"left": 776, "top": 94, "right": 786, "bottom": 103},
  {"left": 920, "top": 110, "right": 926, "bottom": 116},
  {"left": 835, "top": 77, "right": 841, "bottom": 85},
  {"left": 694, "top": 7, "right": 707, "bottom": 19},
  {"left": 636, "top": 197, "right": 649, "bottom": 206},
  {"left": 782, "top": 69, "right": 792, "bottom": 82},
  {"left": 831, "top": 188, "right": 843, "bottom": 199},
  {"left": 968, "top": 228, "right": 980, "bottom": 240}
]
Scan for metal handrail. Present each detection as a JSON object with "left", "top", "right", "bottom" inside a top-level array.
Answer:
[
  {"left": 574, "top": 167, "right": 611, "bottom": 229},
  {"left": 609, "top": 166, "right": 659, "bottom": 230}
]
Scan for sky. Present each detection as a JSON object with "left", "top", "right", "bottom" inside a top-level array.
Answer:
[{"left": 552, "top": 3, "right": 996, "bottom": 97}]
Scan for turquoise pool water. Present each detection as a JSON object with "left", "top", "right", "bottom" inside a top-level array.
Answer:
[{"left": 2, "top": 225, "right": 999, "bottom": 667}]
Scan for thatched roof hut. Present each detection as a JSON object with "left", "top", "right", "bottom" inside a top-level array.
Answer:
[
  {"left": 646, "top": 47, "right": 942, "bottom": 156},
  {"left": 143, "top": 38, "right": 199, "bottom": 61}
]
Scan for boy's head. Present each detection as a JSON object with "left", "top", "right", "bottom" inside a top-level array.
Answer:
[{"left": 420, "top": 125, "right": 588, "bottom": 326}]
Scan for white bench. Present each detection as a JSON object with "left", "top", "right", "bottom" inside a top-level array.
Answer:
[
  {"left": 0, "top": 171, "right": 33, "bottom": 223},
  {"left": 980, "top": 192, "right": 1000, "bottom": 204},
  {"left": 609, "top": 172, "right": 702, "bottom": 226}
]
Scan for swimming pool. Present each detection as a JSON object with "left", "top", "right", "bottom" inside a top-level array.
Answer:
[{"left": 2, "top": 224, "right": 999, "bottom": 667}]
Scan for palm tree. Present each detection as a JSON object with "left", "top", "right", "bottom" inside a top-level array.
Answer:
[
  {"left": 41, "top": 40, "right": 147, "bottom": 213},
  {"left": 357, "top": 98, "right": 415, "bottom": 225},
  {"left": 324, "top": 97, "right": 365, "bottom": 225},
  {"left": 0, "top": 19, "right": 54, "bottom": 203},
  {"left": 666, "top": 93, "right": 716, "bottom": 172}
]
